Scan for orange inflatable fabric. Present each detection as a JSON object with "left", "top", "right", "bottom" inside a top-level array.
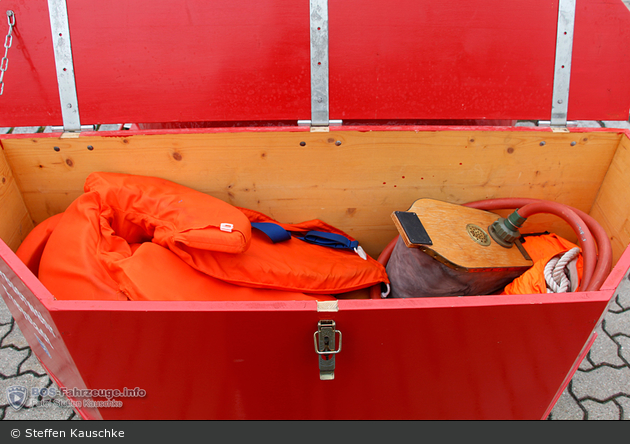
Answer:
[
  {"left": 23, "top": 172, "right": 387, "bottom": 301},
  {"left": 502, "top": 233, "right": 583, "bottom": 295},
  {"left": 16, "top": 213, "right": 64, "bottom": 277}
]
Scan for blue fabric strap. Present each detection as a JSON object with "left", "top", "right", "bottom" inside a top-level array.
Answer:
[
  {"left": 251, "top": 222, "right": 292, "bottom": 243},
  {"left": 252, "top": 223, "right": 358, "bottom": 250},
  {"left": 296, "top": 231, "right": 359, "bottom": 250}
]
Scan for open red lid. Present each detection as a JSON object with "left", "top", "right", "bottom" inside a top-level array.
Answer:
[{"left": 0, "top": 0, "right": 629, "bottom": 127}]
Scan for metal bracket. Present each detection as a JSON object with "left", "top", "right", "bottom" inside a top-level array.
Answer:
[
  {"left": 538, "top": 120, "right": 577, "bottom": 132},
  {"left": 297, "top": 119, "right": 342, "bottom": 132},
  {"left": 309, "top": 0, "right": 329, "bottom": 129},
  {"left": 314, "top": 320, "right": 341, "bottom": 380},
  {"left": 51, "top": 125, "right": 95, "bottom": 133},
  {"left": 48, "top": 0, "right": 82, "bottom": 133},
  {"left": 550, "top": 0, "right": 576, "bottom": 128}
]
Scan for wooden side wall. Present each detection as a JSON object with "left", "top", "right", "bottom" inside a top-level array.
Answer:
[
  {"left": 0, "top": 147, "right": 34, "bottom": 251},
  {"left": 590, "top": 133, "right": 630, "bottom": 265},
  {"left": 1, "top": 130, "right": 621, "bottom": 257}
]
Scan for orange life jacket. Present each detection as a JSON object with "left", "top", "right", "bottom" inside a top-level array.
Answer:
[
  {"left": 20, "top": 224, "right": 328, "bottom": 302},
  {"left": 105, "top": 241, "right": 334, "bottom": 302},
  {"left": 16, "top": 212, "right": 63, "bottom": 277},
  {"left": 32, "top": 172, "right": 386, "bottom": 301},
  {"left": 195, "top": 205, "right": 389, "bottom": 294},
  {"left": 502, "top": 233, "right": 583, "bottom": 295}
]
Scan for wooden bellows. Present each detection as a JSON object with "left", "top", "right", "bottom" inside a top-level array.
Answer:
[{"left": 392, "top": 199, "right": 532, "bottom": 272}]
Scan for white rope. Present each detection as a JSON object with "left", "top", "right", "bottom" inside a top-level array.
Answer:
[
  {"left": 544, "top": 247, "right": 581, "bottom": 293},
  {"left": 381, "top": 283, "right": 391, "bottom": 298}
]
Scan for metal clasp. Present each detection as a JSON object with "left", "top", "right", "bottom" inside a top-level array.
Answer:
[{"left": 314, "top": 320, "right": 341, "bottom": 380}]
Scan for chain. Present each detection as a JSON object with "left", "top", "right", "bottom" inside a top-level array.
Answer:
[{"left": 1, "top": 10, "right": 15, "bottom": 96}]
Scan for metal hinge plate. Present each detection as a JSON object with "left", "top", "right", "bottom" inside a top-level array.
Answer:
[
  {"left": 51, "top": 125, "right": 96, "bottom": 137},
  {"left": 537, "top": 120, "right": 577, "bottom": 133},
  {"left": 297, "top": 120, "right": 342, "bottom": 132}
]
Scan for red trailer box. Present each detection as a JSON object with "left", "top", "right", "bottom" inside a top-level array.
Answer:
[{"left": 1, "top": 0, "right": 630, "bottom": 419}]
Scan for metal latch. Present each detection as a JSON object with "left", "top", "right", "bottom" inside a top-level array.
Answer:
[{"left": 314, "top": 320, "right": 342, "bottom": 380}]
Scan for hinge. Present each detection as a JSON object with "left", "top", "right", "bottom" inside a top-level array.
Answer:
[
  {"left": 48, "top": 0, "right": 82, "bottom": 133},
  {"left": 550, "top": 0, "right": 576, "bottom": 127},
  {"left": 537, "top": 120, "right": 577, "bottom": 132},
  {"left": 314, "top": 320, "right": 342, "bottom": 380},
  {"left": 297, "top": 119, "right": 342, "bottom": 132},
  {"left": 51, "top": 125, "right": 96, "bottom": 136},
  {"left": 310, "top": 0, "right": 330, "bottom": 128},
  {"left": 52, "top": 124, "right": 96, "bottom": 138}
]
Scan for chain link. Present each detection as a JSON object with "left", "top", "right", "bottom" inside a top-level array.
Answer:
[{"left": 1, "top": 10, "right": 15, "bottom": 96}]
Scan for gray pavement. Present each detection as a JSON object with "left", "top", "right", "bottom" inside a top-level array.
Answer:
[
  {"left": 0, "top": 297, "right": 77, "bottom": 420},
  {"left": 1, "top": 121, "right": 630, "bottom": 420}
]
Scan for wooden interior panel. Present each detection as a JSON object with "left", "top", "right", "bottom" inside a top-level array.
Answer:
[
  {"left": 1, "top": 129, "right": 621, "bottom": 257},
  {"left": 590, "top": 133, "right": 630, "bottom": 264},
  {"left": 0, "top": 148, "right": 34, "bottom": 251}
]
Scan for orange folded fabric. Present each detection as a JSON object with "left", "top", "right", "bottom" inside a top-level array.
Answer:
[
  {"left": 31, "top": 172, "right": 386, "bottom": 301},
  {"left": 503, "top": 233, "right": 583, "bottom": 295},
  {"left": 16, "top": 213, "right": 64, "bottom": 277}
]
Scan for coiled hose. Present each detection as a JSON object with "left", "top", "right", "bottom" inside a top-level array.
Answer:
[{"left": 370, "top": 198, "right": 612, "bottom": 298}]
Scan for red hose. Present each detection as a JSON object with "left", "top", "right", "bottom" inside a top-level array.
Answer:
[
  {"left": 465, "top": 198, "right": 611, "bottom": 292},
  {"left": 471, "top": 200, "right": 595, "bottom": 291},
  {"left": 370, "top": 236, "right": 398, "bottom": 299},
  {"left": 370, "top": 198, "right": 612, "bottom": 298}
]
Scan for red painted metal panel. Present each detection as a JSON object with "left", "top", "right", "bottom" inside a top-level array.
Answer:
[
  {"left": 65, "top": 0, "right": 311, "bottom": 126},
  {"left": 569, "top": 0, "right": 630, "bottom": 121},
  {"left": 0, "top": 240, "right": 100, "bottom": 419},
  {"left": 0, "top": 1, "right": 61, "bottom": 127},
  {"left": 329, "top": 1, "right": 558, "bottom": 121},
  {"left": 42, "top": 292, "right": 611, "bottom": 420},
  {"left": 329, "top": 0, "right": 630, "bottom": 122},
  {"left": 0, "top": 1, "right": 628, "bottom": 126},
  {"left": 2, "top": 222, "right": 619, "bottom": 419}
]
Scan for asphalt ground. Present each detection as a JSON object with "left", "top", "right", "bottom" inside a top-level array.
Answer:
[{"left": 1, "top": 121, "right": 630, "bottom": 420}]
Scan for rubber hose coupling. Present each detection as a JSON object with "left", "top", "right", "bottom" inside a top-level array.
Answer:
[{"left": 489, "top": 209, "right": 527, "bottom": 248}]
